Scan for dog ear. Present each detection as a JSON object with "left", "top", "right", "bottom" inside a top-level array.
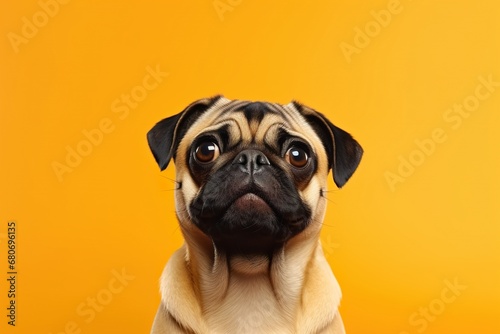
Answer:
[
  {"left": 292, "top": 102, "right": 363, "bottom": 188},
  {"left": 147, "top": 95, "right": 223, "bottom": 170}
]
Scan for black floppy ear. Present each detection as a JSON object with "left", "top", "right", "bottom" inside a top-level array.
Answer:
[
  {"left": 147, "top": 95, "right": 223, "bottom": 170},
  {"left": 292, "top": 102, "right": 363, "bottom": 188}
]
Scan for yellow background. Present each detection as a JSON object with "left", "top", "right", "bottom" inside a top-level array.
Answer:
[{"left": 1, "top": 1, "right": 499, "bottom": 333}]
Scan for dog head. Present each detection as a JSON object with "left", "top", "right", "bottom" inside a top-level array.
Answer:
[{"left": 147, "top": 96, "right": 362, "bottom": 256}]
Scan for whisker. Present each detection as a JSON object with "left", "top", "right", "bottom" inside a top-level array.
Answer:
[
  {"left": 160, "top": 174, "right": 182, "bottom": 186},
  {"left": 320, "top": 188, "right": 337, "bottom": 205},
  {"left": 321, "top": 189, "right": 339, "bottom": 194},
  {"left": 159, "top": 174, "right": 178, "bottom": 182},
  {"left": 169, "top": 223, "right": 181, "bottom": 237},
  {"left": 322, "top": 196, "right": 337, "bottom": 205},
  {"left": 243, "top": 221, "right": 259, "bottom": 230},
  {"left": 162, "top": 208, "right": 183, "bottom": 237},
  {"left": 318, "top": 220, "right": 335, "bottom": 228}
]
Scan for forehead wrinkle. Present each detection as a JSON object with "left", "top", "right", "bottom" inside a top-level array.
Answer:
[
  {"left": 218, "top": 114, "right": 251, "bottom": 145},
  {"left": 261, "top": 123, "right": 286, "bottom": 150},
  {"left": 279, "top": 102, "right": 310, "bottom": 129},
  {"left": 264, "top": 102, "right": 285, "bottom": 115},
  {"left": 185, "top": 99, "right": 316, "bottom": 150},
  {"left": 191, "top": 99, "right": 248, "bottom": 130},
  {"left": 264, "top": 104, "right": 296, "bottom": 128},
  {"left": 191, "top": 118, "right": 244, "bottom": 152},
  {"left": 190, "top": 120, "right": 233, "bottom": 137},
  {"left": 272, "top": 104, "right": 319, "bottom": 140},
  {"left": 255, "top": 114, "right": 290, "bottom": 142},
  {"left": 248, "top": 119, "right": 258, "bottom": 137},
  {"left": 219, "top": 100, "right": 251, "bottom": 117},
  {"left": 227, "top": 111, "right": 286, "bottom": 146},
  {"left": 185, "top": 100, "right": 233, "bottom": 136},
  {"left": 236, "top": 115, "right": 253, "bottom": 143}
]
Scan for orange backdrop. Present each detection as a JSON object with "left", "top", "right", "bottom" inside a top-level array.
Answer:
[{"left": 1, "top": 1, "right": 499, "bottom": 333}]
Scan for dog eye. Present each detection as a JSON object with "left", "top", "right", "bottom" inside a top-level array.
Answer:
[
  {"left": 285, "top": 146, "right": 309, "bottom": 168},
  {"left": 194, "top": 142, "right": 220, "bottom": 163}
]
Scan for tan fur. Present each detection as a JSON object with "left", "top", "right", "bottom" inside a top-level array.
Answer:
[{"left": 151, "top": 98, "right": 348, "bottom": 334}]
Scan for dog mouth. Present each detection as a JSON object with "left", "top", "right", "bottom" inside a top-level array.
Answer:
[
  {"left": 232, "top": 193, "right": 273, "bottom": 213},
  {"left": 191, "top": 183, "right": 280, "bottom": 221},
  {"left": 189, "top": 175, "right": 311, "bottom": 255},
  {"left": 190, "top": 188, "right": 289, "bottom": 254}
]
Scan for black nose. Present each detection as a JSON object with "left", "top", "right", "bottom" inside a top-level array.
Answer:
[{"left": 232, "top": 149, "right": 270, "bottom": 174}]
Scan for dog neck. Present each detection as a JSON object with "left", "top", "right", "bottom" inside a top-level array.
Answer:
[{"left": 159, "top": 228, "right": 343, "bottom": 333}]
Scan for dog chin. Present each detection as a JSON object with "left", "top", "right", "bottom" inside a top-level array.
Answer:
[{"left": 228, "top": 253, "right": 271, "bottom": 275}]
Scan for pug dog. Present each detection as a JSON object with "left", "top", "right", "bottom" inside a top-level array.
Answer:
[{"left": 147, "top": 96, "right": 362, "bottom": 334}]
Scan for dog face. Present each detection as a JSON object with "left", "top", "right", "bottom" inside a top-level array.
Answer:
[{"left": 147, "top": 96, "right": 362, "bottom": 256}]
